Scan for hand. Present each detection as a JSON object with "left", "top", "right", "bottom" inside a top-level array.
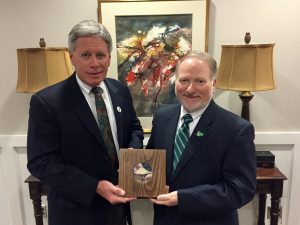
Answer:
[
  {"left": 150, "top": 191, "right": 178, "bottom": 206},
  {"left": 96, "top": 180, "right": 136, "bottom": 204}
]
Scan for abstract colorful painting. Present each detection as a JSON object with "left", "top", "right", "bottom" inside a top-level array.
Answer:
[{"left": 116, "top": 14, "right": 192, "bottom": 116}]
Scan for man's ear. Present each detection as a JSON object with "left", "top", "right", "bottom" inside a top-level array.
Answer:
[
  {"left": 212, "top": 79, "right": 216, "bottom": 87},
  {"left": 69, "top": 52, "right": 75, "bottom": 66},
  {"left": 212, "top": 79, "right": 217, "bottom": 93}
]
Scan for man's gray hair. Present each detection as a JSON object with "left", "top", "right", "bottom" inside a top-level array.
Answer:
[{"left": 68, "top": 19, "right": 112, "bottom": 53}]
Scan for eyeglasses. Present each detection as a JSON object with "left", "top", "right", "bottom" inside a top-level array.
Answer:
[{"left": 177, "top": 78, "right": 213, "bottom": 88}]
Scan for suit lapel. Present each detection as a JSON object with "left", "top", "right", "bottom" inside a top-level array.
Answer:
[
  {"left": 164, "top": 105, "right": 181, "bottom": 181},
  {"left": 75, "top": 99, "right": 104, "bottom": 145},
  {"left": 172, "top": 101, "right": 216, "bottom": 180},
  {"left": 104, "top": 79, "right": 124, "bottom": 145},
  {"left": 67, "top": 75, "right": 107, "bottom": 149}
]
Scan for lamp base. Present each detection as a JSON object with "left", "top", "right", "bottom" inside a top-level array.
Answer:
[{"left": 239, "top": 91, "right": 254, "bottom": 121}]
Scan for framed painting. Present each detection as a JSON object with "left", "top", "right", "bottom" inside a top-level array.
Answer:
[{"left": 98, "top": 0, "right": 210, "bottom": 130}]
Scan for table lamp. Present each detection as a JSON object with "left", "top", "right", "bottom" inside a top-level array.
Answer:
[
  {"left": 16, "top": 38, "right": 73, "bottom": 93},
  {"left": 216, "top": 33, "right": 276, "bottom": 121}
]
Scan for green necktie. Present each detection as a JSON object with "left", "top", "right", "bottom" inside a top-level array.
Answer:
[
  {"left": 91, "top": 87, "right": 119, "bottom": 183},
  {"left": 173, "top": 114, "right": 193, "bottom": 172}
]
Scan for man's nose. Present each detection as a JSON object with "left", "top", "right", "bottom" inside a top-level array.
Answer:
[
  {"left": 186, "top": 82, "right": 196, "bottom": 92},
  {"left": 90, "top": 55, "right": 99, "bottom": 67}
]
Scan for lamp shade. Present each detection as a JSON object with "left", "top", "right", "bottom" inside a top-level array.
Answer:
[
  {"left": 16, "top": 47, "right": 73, "bottom": 92},
  {"left": 216, "top": 44, "right": 276, "bottom": 92}
]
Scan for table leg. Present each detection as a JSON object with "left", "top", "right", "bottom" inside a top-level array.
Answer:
[
  {"left": 28, "top": 182, "right": 44, "bottom": 225},
  {"left": 258, "top": 193, "right": 267, "bottom": 225},
  {"left": 270, "top": 196, "right": 280, "bottom": 225},
  {"left": 270, "top": 180, "right": 284, "bottom": 225}
]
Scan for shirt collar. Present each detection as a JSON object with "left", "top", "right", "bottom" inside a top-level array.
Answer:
[
  {"left": 76, "top": 74, "right": 107, "bottom": 95},
  {"left": 180, "top": 102, "right": 210, "bottom": 122}
]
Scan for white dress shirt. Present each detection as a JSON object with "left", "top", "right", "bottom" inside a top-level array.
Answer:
[
  {"left": 76, "top": 75, "right": 120, "bottom": 154},
  {"left": 177, "top": 103, "right": 210, "bottom": 137}
]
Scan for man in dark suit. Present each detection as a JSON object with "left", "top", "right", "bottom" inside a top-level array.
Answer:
[
  {"left": 146, "top": 51, "right": 256, "bottom": 225},
  {"left": 27, "top": 20, "right": 143, "bottom": 225}
]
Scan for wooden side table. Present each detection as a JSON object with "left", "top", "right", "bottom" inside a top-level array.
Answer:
[
  {"left": 25, "top": 167, "right": 287, "bottom": 225},
  {"left": 256, "top": 167, "right": 287, "bottom": 225}
]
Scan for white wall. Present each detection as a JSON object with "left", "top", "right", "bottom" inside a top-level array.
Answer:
[
  {"left": 1, "top": 0, "right": 300, "bottom": 134},
  {"left": 0, "top": 0, "right": 98, "bottom": 135},
  {"left": 1, "top": 0, "right": 300, "bottom": 225},
  {"left": 209, "top": 0, "right": 300, "bottom": 131}
]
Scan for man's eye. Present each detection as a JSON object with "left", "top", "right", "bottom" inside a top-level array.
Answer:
[
  {"left": 179, "top": 80, "right": 189, "bottom": 85},
  {"left": 197, "top": 80, "right": 208, "bottom": 85},
  {"left": 97, "top": 54, "right": 105, "bottom": 59},
  {"left": 81, "top": 53, "right": 90, "bottom": 58},
  {"left": 96, "top": 53, "right": 105, "bottom": 59}
]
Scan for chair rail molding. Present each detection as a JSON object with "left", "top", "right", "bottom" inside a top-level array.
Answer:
[{"left": 1, "top": 132, "right": 300, "bottom": 225}]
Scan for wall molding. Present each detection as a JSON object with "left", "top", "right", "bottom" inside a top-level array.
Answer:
[
  {"left": 0, "top": 135, "right": 29, "bottom": 225},
  {"left": 1, "top": 133, "right": 300, "bottom": 225},
  {"left": 255, "top": 132, "right": 300, "bottom": 225}
]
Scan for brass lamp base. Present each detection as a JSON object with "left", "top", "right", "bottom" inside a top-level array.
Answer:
[{"left": 239, "top": 91, "right": 254, "bottom": 121}]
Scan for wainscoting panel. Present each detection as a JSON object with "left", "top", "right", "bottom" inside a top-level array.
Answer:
[
  {"left": 0, "top": 135, "right": 33, "bottom": 225},
  {"left": 0, "top": 133, "right": 299, "bottom": 225},
  {"left": 254, "top": 132, "right": 300, "bottom": 225},
  {"left": 0, "top": 146, "right": 12, "bottom": 225}
]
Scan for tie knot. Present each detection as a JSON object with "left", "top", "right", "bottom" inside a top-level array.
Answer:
[
  {"left": 91, "top": 87, "right": 103, "bottom": 96},
  {"left": 182, "top": 114, "right": 193, "bottom": 125}
]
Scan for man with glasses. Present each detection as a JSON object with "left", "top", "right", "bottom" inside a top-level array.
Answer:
[{"left": 147, "top": 51, "right": 256, "bottom": 225}]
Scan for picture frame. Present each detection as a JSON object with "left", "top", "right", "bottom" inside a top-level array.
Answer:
[{"left": 98, "top": 0, "right": 210, "bottom": 130}]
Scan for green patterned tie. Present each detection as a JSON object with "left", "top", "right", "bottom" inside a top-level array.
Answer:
[
  {"left": 173, "top": 114, "right": 193, "bottom": 172},
  {"left": 91, "top": 87, "right": 119, "bottom": 184}
]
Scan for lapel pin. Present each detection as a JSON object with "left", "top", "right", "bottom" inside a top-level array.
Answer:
[
  {"left": 196, "top": 131, "right": 204, "bottom": 137},
  {"left": 117, "top": 106, "right": 122, "bottom": 113}
]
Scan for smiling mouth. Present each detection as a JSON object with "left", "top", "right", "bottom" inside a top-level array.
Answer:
[
  {"left": 184, "top": 95, "right": 199, "bottom": 99},
  {"left": 88, "top": 72, "right": 102, "bottom": 76}
]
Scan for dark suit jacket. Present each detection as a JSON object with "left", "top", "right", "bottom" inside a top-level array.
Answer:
[
  {"left": 146, "top": 100, "right": 256, "bottom": 225},
  {"left": 27, "top": 74, "right": 143, "bottom": 225}
]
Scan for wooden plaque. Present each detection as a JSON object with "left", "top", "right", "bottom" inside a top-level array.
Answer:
[{"left": 118, "top": 148, "right": 167, "bottom": 198}]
